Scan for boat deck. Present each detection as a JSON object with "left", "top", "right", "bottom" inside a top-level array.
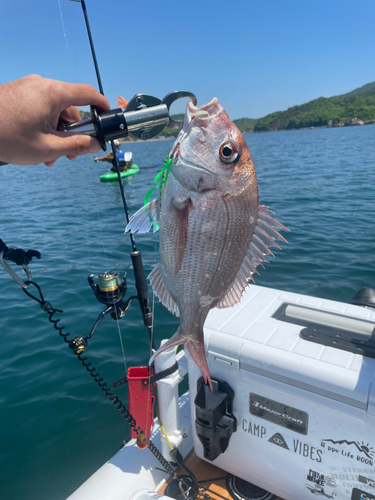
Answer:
[{"left": 158, "top": 450, "right": 284, "bottom": 500}]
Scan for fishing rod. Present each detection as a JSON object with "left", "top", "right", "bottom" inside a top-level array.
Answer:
[
  {"left": 67, "top": 0, "right": 196, "bottom": 342},
  {"left": 71, "top": 0, "right": 104, "bottom": 95}
]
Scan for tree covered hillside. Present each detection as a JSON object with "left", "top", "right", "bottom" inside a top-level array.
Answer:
[
  {"left": 254, "top": 82, "right": 375, "bottom": 132},
  {"left": 232, "top": 117, "right": 257, "bottom": 133}
]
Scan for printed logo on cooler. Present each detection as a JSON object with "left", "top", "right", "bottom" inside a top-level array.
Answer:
[
  {"left": 250, "top": 393, "right": 308, "bottom": 435},
  {"left": 268, "top": 432, "right": 289, "bottom": 450},
  {"left": 321, "top": 439, "right": 374, "bottom": 466},
  {"left": 307, "top": 469, "right": 337, "bottom": 488},
  {"left": 305, "top": 469, "right": 337, "bottom": 498}
]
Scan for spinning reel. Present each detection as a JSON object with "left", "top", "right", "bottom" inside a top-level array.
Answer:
[{"left": 87, "top": 270, "right": 131, "bottom": 336}]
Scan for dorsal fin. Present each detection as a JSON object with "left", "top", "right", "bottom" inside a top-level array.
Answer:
[
  {"left": 118, "top": 96, "right": 128, "bottom": 108},
  {"left": 148, "top": 263, "right": 180, "bottom": 317},
  {"left": 217, "top": 205, "right": 289, "bottom": 309}
]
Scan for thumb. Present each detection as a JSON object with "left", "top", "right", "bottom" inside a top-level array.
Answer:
[{"left": 49, "top": 133, "right": 102, "bottom": 159}]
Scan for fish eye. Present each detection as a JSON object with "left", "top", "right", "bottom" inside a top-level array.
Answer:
[{"left": 219, "top": 141, "right": 239, "bottom": 164}]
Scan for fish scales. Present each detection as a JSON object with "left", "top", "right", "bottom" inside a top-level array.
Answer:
[{"left": 125, "top": 97, "right": 288, "bottom": 391}]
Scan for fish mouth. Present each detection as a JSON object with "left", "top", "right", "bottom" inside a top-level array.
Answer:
[
  {"left": 184, "top": 97, "right": 223, "bottom": 143},
  {"left": 176, "top": 152, "right": 215, "bottom": 177},
  {"left": 168, "top": 97, "right": 222, "bottom": 192}
]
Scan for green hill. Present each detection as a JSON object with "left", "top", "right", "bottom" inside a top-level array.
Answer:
[
  {"left": 233, "top": 117, "right": 257, "bottom": 133},
  {"left": 336, "top": 81, "right": 375, "bottom": 99},
  {"left": 254, "top": 81, "right": 375, "bottom": 132}
]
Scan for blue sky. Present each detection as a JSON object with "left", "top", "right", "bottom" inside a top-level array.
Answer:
[{"left": 2, "top": 0, "right": 375, "bottom": 119}]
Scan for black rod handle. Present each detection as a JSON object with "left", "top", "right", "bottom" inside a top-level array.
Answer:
[{"left": 131, "top": 251, "right": 154, "bottom": 344}]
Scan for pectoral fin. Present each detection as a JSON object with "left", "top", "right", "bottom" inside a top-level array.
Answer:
[
  {"left": 125, "top": 199, "right": 160, "bottom": 233},
  {"left": 168, "top": 197, "right": 192, "bottom": 274}
]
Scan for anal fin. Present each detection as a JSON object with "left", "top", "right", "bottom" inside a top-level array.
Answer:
[{"left": 148, "top": 263, "right": 179, "bottom": 317}]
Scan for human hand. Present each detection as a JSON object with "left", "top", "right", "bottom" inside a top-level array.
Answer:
[{"left": 0, "top": 74, "right": 110, "bottom": 167}]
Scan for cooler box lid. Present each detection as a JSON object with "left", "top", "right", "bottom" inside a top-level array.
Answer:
[{"left": 204, "top": 285, "right": 375, "bottom": 410}]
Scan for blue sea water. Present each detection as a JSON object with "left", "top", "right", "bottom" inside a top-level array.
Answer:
[{"left": 0, "top": 125, "right": 375, "bottom": 500}]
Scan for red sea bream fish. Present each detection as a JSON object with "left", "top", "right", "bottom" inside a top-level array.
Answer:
[{"left": 126, "top": 98, "right": 288, "bottom": 391}]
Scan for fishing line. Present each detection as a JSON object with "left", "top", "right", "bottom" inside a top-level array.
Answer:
[
  {"left": 143, "top": 241, "right": 157, "bottom": 437},
  {"left": 59, "top": 3, "right": 104, "bottom": 271},
  {"left": 82, "top": 163, "right": 94, "bottom": 270},
  {"left": 150, "top": 285, "right": 155, "bottom": 358},
  {"left": 57, "top": 0, "right": 68, "bottom": 48},
  {"left": 149, "top": 239, "right": 158, "bottom": 359},
  {"left": 114, "top": 302, "right": 128, "bottom": 377},
  {"left": 84, "top": 167, "right": 111, "bottom": 270}
]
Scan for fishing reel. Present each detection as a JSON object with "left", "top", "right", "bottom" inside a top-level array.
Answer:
[
  {"left": 58, "top": 90, "right": 197, "bottom": 149},
  {"left": 87, "top": 251, "right": 154, "bottom": 350},
  {"left": 86, "top": 270, "right": 133, "bottom": 342},
  {"left": 88, "top": 270, "right": 127, "bottom": 307}
]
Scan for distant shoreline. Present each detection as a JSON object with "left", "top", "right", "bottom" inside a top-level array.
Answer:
[
  {"left": 243, "top": 121, "right": 375, "bottom": 134},
  {"left": 119, "top": 136, "right": 174, "bottom": 144},
  {"left": 118, "top": 121, "right": 375, "bottom": 144},
  {"left": 246, "top": 80, "right": 375, "bottom": 133}
]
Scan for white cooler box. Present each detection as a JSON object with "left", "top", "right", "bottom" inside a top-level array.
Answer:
[{"left": 186, "top": 285, "right": 375, "bottom": 500}]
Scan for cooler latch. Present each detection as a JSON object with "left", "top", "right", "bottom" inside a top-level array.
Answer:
[{"left": 194, "top": 377, "right": 237, "bottom": 461}]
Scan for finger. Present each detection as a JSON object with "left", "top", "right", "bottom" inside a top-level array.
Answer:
[
  {"left": 57, "top": 82, "right": 110, "bottom": 113},
  {"left": 67, "top": 155, "right": 78, "bottom": 161},
  {"left": 60, "top": 106, "right": 82, "bottom": 124},
  {"left": 45, "top": 160, "right": 56, "bottom": 167}
]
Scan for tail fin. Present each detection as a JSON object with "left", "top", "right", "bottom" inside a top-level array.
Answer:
[{"left": 149, "top": 327, "right": 213, "bottom": 392}]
